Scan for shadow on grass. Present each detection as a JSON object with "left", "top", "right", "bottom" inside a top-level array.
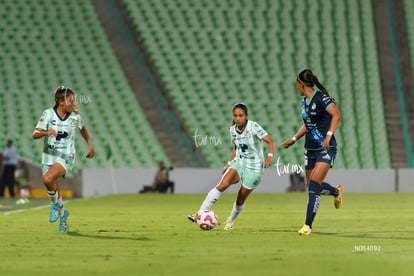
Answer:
[{"left": 66, "top": 230, "right": 152, "bottom": 241}]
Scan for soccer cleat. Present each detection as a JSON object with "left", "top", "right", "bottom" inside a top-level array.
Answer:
[
  {"left": 187, "top": 213, "right": 197, "bottom": 223},
  {"left": 334, "top": 185, "right": 345, "bottom": 209},
  {"left": 298, "top": 224, "right": 312, "bottom": 236},
  {"left": 49, "top": 203, "right": 60, "bottom": 223},
  {"left": 59, "top": 210, "right": 70, "bottom": 233},
  {"left": 223, "top": 220, "right": 234, "bottom": 231}
]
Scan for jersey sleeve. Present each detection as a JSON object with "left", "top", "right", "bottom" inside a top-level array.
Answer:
[
  {"left": 35, "top": 110, "right": 50, "bottom": 130},
  {"left": 251, "top": 121, "right": 268, "bottom": 139},
  {"left": 75, "top": 113, "right": 84, "bottom": 129},
  {"left": 320, "top": 93, "right": 334, "bottom": 110}
]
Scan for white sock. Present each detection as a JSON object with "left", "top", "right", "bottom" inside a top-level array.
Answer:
[
  {"left": 47, "top": 190, "right": 58, "bottom": 204},
  {"left": 198, "top": 188, "right": 222, "bottom": 212},
  {"left": 58, "top": 196, "right": 65, "bottom": 216},
  {"left": 227, "top": 202, "right": 245, "bottom": 222}
]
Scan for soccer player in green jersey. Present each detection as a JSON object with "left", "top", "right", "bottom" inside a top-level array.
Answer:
[
  {"left": 188, "top": 103, "right": 275, "bottom": 230},
  {"left": 33, "top": 86, "right": 94, "bottom": 232}
]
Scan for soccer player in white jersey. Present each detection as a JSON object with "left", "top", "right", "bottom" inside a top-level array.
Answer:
[
  {"left": 188, "top": 103, "right": 274, "bottom": 230},
  {"left": 32, "top": 86, "right": 94, "bottom": 232}
]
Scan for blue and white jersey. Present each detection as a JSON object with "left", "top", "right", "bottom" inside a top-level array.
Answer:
[
  {"left": 229, "top": 120, "right": 268, "bottom": 172},
  {"left": 301, "top": 90, "right": 337, "bottom": 150},
  {"left": 35, "top": 107, "right": 84, "bottom": 165}
]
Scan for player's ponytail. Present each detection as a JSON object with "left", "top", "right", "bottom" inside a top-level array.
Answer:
[{"left": 297, "top": 69, "right": 336, "bottom": 103}]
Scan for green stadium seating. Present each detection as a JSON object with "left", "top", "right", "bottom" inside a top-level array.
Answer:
[
  {"left": 0, "top": 0, "right": 171, "bottom": 173},
  {"left": 0, "top": 0, "right": 394, "bottom": 170},
  {"left": 122, "top": 0, "right": 391, "bottom": 168}
]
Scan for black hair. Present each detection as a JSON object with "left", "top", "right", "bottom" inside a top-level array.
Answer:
[
  {"left": 231, "top": 103, "right": 248, "bottom": 127},
  {"left": 54, "top": 86, "right": 75, "bottom": 108},
  {"left": 297, "top": 69, "right": 334, "bottom": 101},
  {"left": 232, "top": 103, "right": 248, "bottom": 115}
]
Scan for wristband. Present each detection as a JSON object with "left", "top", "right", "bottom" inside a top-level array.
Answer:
[
  {"left": 227, "top": 161, "right": 232, "bottom": 166},
  {"left": 292, "top": 136, "right": 297, "bottom": 142},
  {"left": 267, "top": 153, "right": 273, "bottom": 157},
  {"left": 327, "top": 131, "right": 333, "bottom": 136}
]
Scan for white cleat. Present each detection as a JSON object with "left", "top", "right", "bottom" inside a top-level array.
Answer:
[{"left": 223, "top": 220, "right": 234, "bottom": 230}]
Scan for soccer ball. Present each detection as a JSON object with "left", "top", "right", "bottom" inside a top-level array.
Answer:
[{"left": 196, "top": 210, "right": 218, "bottom": 230}]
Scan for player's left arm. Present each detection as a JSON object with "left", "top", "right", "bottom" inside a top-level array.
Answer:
[
  {"left": 80, "top": 126, "right": 95, "bottom": 159},
  {"left": 323, "top": 104, "right": 341, "bottom": 149},
  {"left": 262, "top": 134, "right": 275, "bottom": 168}
]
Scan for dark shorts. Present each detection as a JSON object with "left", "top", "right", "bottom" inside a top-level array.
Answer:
[{"left": 304, "top": 148, "right": 337, "bottom": 170}]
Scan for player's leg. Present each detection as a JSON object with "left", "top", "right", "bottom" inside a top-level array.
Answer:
[
  {"left": 300, "top": 160, "right": 338, "bottom": 235},
  {"left": 307, "top": 169, "right": 336, "bottom": 195},
  {"left": 200, "top": 168, "right": 240, "bottom": 211},
  {"left": 188, "top": 168, "right": 240, "bottom": 222},
  {"left": 224, "top": 186, "right": 253, "bottom": 230},
  {"left": 43, "top": 163, "right": 66, "bottom": 223},
  {"left": 224, "top": 170, "right": 261, "bottom": 230},
  {"left": 299, "top": 150, "right": 318, "bottom": 235},
  {"left": 316, "top": 148, "right": 344, "bottom": 208}
]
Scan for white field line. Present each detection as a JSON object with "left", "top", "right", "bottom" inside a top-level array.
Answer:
[{"left": 3, "top": 200, "right": 70, "bottom": 215}]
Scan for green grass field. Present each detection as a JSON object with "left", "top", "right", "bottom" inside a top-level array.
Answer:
[{"left": 1, "top": 193, "right": 414, "bottom": 275}]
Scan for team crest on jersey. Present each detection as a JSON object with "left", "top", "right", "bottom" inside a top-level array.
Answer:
[
  {"left": 71, "top": 118, "right": 77, "bottom": 127},
  {"left": 245, "top": 130, "right": 250, "bottom": 138},
  {"left": 311, "top": 103, "right": 316, "bottom": 110}
]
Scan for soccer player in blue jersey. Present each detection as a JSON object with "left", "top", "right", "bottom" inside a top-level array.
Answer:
[
  {"left": 32, "top": 86, "right": 95, "bottom": 232},
  {"left": 282, "top": 69, "right": 344, "bottom": 236},
  {"left": 188, "top": 103, "right": 275, "bottom": 230}
]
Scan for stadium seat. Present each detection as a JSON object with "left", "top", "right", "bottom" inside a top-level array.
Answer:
[
  {"left": 121, "top": 0, "right": 391, "bottom": 168},
  {"left": 0, "top": 0, "right": 171, "bottom": 172}
]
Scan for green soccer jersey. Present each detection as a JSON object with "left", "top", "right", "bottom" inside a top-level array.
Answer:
[
  {"left": 35, "top": 107, "right": 84, "bottom": 165},
  {"left": 230, "top": 120, "right": 268, "bottom": 172}
]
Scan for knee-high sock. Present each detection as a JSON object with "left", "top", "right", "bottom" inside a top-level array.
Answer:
[
  {"left": 320, "top": 182, "right": 338, "bottom": 196},
  {"left": 47, "top": 190, "right": 58, "bottom": 204},
  {"left": 305, "top": 180, "right": 322, "bottom": 228},
  {"left": 199, "top": 188, "right": 222, "bottom": 212},
  {"left": 58, "top": 196, "right": 65, "bottom": 216},
  {"left": 227, "top": 202, "right": 245, "bottom": 222}
]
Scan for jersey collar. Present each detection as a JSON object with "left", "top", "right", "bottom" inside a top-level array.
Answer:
[
  {"left": 53, "top": 107, "right": 71, "bottom": 121},
  {"left": 305, "top": 89, "right": 318, "bottom": 105}
]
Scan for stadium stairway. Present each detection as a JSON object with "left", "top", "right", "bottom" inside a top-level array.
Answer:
[
  {"left": 91, "top": 0, "right": 208, "bottom": 167},
  {"left": 373, "top": 0, "right": 414, "bottom": 168}
]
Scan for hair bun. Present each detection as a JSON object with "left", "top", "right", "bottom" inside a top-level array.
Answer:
[{"left": 55, "top": 86, "right": 65, "bottom": 93}]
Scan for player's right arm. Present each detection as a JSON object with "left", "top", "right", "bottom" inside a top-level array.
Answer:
[
  {"left": 32, "top": 110, "right": 56, "bottom": 139},
  {"left": 32, "top": 128, "right": 56, "bottom": 139},
  {"left": 282, "top": 124, "right": 306, "bottom": 148},
  {"left": 222, "top": 145, "right": 236, "bottom": 174}
]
